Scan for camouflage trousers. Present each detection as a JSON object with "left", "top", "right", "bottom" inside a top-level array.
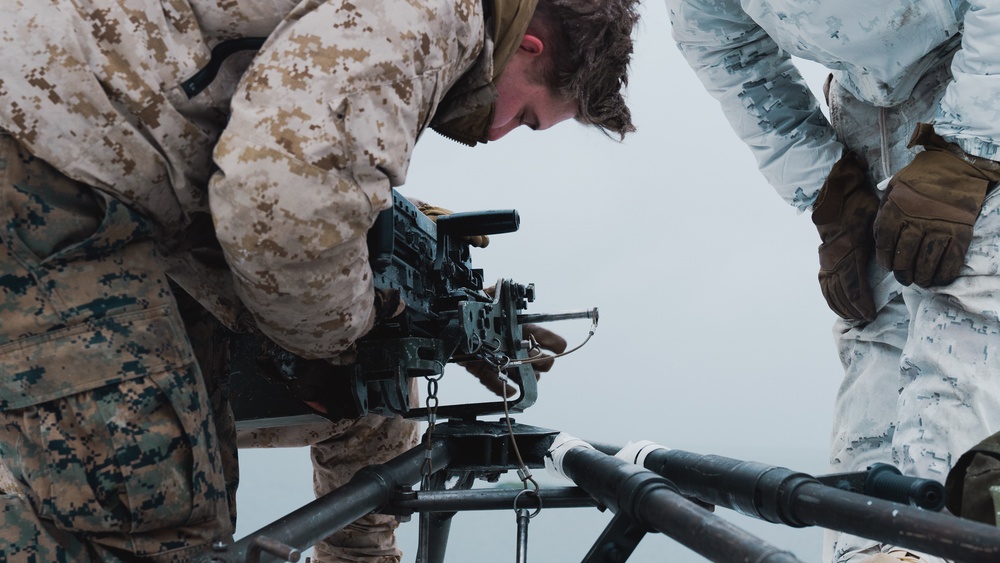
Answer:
[
  {"left": 824, "top": 53, "right": 1000, "bottom": 562},
  {"left": 0, "top": 133, "right": 233, "bottom": 562},
  {"left": 238, "top": 409, "right": 420, "bottom": 563}
]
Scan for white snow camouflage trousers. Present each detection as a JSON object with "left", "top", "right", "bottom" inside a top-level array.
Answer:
[{"left": 824, "top": 51, "right": 1000, "bottom": 562}]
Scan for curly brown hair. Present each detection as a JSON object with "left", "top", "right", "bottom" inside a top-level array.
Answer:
[{"left": 529, "top": 0, "right": 640, "bottom": 139}]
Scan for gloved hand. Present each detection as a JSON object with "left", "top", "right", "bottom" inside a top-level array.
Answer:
[
  {"left": 811, "top": 151, "right": 879, "bottom": 321},
  {"left": 874, "top": 123, "right": 1000, "bottom": 287},
  {"left": 460, "top": 324, "right": 568, "bottom": 397},
  {"left": 373, "top": 287, "right": 405, "bottom": 324},
  {"left": 416, "top": 202, "right": 490, "bottom": 248}
]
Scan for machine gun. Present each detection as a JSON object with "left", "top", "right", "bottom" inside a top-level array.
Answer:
[{"left": 229, "top": 189, "right": 597, "bottom": 429}]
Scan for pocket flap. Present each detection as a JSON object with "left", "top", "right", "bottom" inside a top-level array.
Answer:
[{"left": 0, "top": 306, "right": 194, "bottom": 410}]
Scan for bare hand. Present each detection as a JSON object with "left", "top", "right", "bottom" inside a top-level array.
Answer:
[{"left": 460, "top": 324, "right": 568, "bottom": 397}]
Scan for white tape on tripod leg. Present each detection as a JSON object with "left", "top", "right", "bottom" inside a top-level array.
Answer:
[
  {"left": 544, "top": 432, "right": 595, "bottom": 480},
  {"left": 616, "top": 441, "right": 670, "bottom": 468}
]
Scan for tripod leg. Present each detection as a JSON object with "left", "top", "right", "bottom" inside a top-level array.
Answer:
[
  {"left": 415, "top": 471, "right": 475, "bottom": 563},
  {"left": 580, "top": 513, "right": 646, "bottom": 563}
]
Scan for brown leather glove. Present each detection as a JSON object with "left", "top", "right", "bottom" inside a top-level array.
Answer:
[
  {"left": 459, "top": 324, "right": 568, "bottom": 397},
  {"left": 874, "top": 123, "right": 1000, "bottom": 287},
  {"left": 416, "top": 202, "right": 490, "bottom": 248},
  {"left": 812, "top": 151, "right": 879, "bottom": 321},
  {"left": 373, "top": 286, "right": 405, "bottom": 324}
]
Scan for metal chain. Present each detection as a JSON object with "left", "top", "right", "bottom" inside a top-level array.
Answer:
[{"left": 420, "top": 373, "right": 442, "bottom": 488}]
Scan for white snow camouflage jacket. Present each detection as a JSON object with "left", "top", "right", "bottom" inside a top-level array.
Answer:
[{"left": 665, "top": 0, "right": 1000, "bottom": 210}]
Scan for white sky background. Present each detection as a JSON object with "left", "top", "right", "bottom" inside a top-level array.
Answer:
[{"left": 236, "top": 1, "right": 847, "bottom": 560}]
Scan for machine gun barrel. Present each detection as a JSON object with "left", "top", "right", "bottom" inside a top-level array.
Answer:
[
  {"left": 637, "top": 447, "right": 1000, "bottom": 562},
  {"left": 517, "top": 308, "right": 599, "bottom": 325}
]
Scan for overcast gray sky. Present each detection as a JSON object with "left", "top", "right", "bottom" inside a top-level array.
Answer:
[{"left": 236, "top": 1, "right": 844, "bottom": 560}]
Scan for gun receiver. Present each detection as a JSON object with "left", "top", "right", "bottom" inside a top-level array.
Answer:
[{"left": 230, "top": 190, "right": 594, "bottom": 429}]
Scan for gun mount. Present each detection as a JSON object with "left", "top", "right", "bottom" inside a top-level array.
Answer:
[{"left": 205, "top": 426, "right": 1000, "bottom": 563}]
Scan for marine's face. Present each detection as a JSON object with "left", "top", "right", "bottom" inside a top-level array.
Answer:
[{"left": 487, "top": 35, "right": 578, "bottom": 142}]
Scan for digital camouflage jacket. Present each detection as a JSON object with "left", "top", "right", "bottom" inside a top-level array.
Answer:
[{"left": 0, "top": 0, "right": 534, "bottom": 359}]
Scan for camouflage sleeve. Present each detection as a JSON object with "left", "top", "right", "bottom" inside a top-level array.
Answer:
[
  {"left": 665, "top": 0, "right": 842, "bottom": 211},
  {"left": 934, "top": 0, "right": 1000, "bottom": 160},
  {"left": 209, "top": 0, "right": 483, "bottom": 359}
]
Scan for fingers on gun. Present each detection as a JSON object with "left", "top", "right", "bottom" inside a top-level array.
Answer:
[
  {"left": 460, "top": 360, "right": 517, "bottom": 398},
  {"left": 458, "top": 325, "right": 567, "bottom": 397},
  {"left": 480, "top": 372, "right": 517, "bottom": 398},
  {"left": 523, "top": 323, "right": 568, "bottom": 370}
]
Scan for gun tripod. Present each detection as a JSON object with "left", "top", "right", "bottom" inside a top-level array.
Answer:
[{"left": 201, "top": 417, "right": 1000, "bottom": 563}]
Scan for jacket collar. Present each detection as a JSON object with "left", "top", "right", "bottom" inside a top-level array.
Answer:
[{"left": 430, "top": 0, "right": 538, "bottom": 146}]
